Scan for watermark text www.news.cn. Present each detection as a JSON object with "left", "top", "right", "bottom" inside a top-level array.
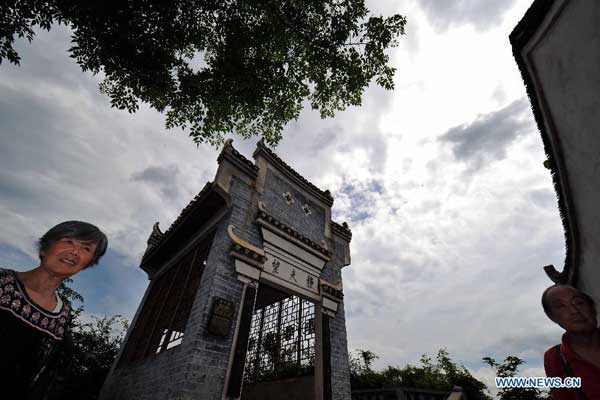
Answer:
[{"left": 495, "top": 377, "right": 581, "bottom": 389}]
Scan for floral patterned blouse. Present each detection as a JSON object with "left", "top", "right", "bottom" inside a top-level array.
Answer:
[{"left": 0, "top": 268, "right": 73, "bottom": 399}]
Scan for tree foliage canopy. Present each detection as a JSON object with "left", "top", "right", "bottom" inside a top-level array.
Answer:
[
  {"left": 53, "top": 314, "right": 128, "bottom": 399},
  {"left": 349, "top": 348, "right": 492, "bottom": 400},
  {"left": 1, "top": 0, "right": 406, "bottom": 145},
  {"left": 51, "top": 279, "right": 128, "bottom": 399}
]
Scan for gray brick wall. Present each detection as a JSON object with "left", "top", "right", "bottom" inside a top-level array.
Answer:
[
  {"left": 101, "top": 345, "right": 188, "bottom": 399},
  {"left": 174, "top": 176, "right": 259, "bottom": 399},
  {"left": 261, "top": 168, "right": 326, "bottom": 244},
  {"left": 324, "top": 236, "right": 351, "bottom": 400},
  {"left": 176, "top": 217, "right": 243, "bottom": 400},
  {"left": 229, "top": 177, "right": 263, "bottom": 248},
  {"left": 320, "top": 237, "right": 346, "bottom": 292},
  {"left": 329, "top": 301, "right": 352, "bottom": 400}
]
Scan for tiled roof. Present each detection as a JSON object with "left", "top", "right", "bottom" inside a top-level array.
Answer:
[
  {"left": 253, "top": 140, "right": 334, "bottom": 206},
  {"left": 141, "top": 222, "right": 165, "bottom": 260},
  {"left": 256, "top": 210, "right": 330, "bottom": 257},
  {"left": 228, "top": 225, "right": 267, "bottom": 266},
  {"left": 218, "top": 139, "right": 259, "bottom": 179},
  {"left": 141, "top": 182, "right": 213, "bottom": 262},
  {"left": 331, "top": 221, "right": 352, "bottom": 241},
  {"left": 231, "top": 243, "right": 267, "bottom": 265},
  {"left": 146, "top": 222, "right": 164, "bottom": 248}
]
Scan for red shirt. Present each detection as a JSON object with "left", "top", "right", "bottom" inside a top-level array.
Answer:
[{"left": 544, "top": 333, "right": 600, "bottom": 400}]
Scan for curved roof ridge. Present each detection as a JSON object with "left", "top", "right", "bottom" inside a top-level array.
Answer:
[
  {"left": 141, "top": 182, "right": 217, "bottom": 262},
  {"left": 253, "top": 139, "right": 333, "bottom": 206},
  {"left": 218, "top": 139, "right": 259, "bottom": 178}
]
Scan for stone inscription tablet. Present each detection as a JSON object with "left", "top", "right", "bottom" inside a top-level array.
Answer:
[
  {"left": 264, "top": 253, "right": 320, "bottom": 296},
  {"left": 207, "top": 297, "right": 235, "bottom": 337}
]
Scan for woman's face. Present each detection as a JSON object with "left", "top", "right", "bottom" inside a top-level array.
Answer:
[{"left": 40, "top": 237, "right": 97, "bottom": 278}]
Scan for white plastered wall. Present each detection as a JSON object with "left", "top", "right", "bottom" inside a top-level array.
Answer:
[{"left": 523, "top": 0, "right": 600, "bottom": 307}]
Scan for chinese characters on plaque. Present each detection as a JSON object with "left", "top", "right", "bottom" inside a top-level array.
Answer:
[{"left": 265, "top": 254, "right": 319, "bottom": 295}]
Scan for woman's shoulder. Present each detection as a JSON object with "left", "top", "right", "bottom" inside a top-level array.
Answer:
[
  {"left": 544, "top": 344, "right": 561, "bottom": 363},
  {"left": 0, "top": 268, "right": 17, "bottom": 291},
  {"left": 544, "top": 344, "right": 564, "bottom": 377},
  {"left": 0, "top": 271, "right": 73, "bottom": 340},
  {"left": 544, "top": 344, "right": 560, "bottom": 358},
  {"left": 0, "top": 267, "right": 14, "bottom": 278},
  {"left": 0, "top": 269, "right": 18, "bottom": 289}
]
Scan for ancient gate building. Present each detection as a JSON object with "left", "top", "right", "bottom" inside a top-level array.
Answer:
[{"left": 100, "top": 140, "right": 353, "bottom": 400}]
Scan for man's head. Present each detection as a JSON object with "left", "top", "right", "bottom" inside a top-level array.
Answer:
[
  {"left": 38, "top": 221, "right": 108, "bottom": 268},
  {"left": 542, "top": 284, "right": 597, "bottom": 333}
]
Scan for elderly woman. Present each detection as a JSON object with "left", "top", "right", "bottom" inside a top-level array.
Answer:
[
  {"left": 0, "top": 221, "right": 107, "bottom": 399},
  {"left": 543, "top": 284, "right": 600, "bottom": 400}
]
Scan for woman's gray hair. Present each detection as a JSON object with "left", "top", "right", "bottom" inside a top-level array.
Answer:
[{"left": 38, "top": 221, "right": 108, "bottom": 266}]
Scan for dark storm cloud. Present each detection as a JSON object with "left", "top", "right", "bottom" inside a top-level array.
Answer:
[
  {"left": 2, "top": 25, "right": 103, "bottom": 100},
  {"left": 0, "top": 242, "right": 37, "bottom": 268},
  {"left": 419, "top": 0, "right": 517, "bottom": 33},
  {"left": 131, "top": 165, "right": 180, "bottom": 198},
  {"left": 439, "top": 97, "right": 534, "bottom": 170},
  {"left": 0, "top": 25, "right": 215, "bottom": 323},
  {"left": 0, "top": 84, "right": 83, "bottom": 175},
  {"left": 0, "top": 83, "right": 98, "bottom": 214},
  {"left": 0, "top": 25, "right": 220, "bottom": 261},
  {"left": 0, "top": 84, "right": 53, "bottom": 135}
]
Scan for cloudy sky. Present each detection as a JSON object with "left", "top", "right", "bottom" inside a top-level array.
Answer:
[{"left": 0, "top": 0, "right": 566, "bottom": 395}]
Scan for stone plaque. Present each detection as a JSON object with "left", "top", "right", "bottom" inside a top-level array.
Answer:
[
  {"left": 207, "top": 297, "right": 235, "bottom": 337},
  {"left": 264, "top": 253, "right": 320, "bottom": 296}
]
